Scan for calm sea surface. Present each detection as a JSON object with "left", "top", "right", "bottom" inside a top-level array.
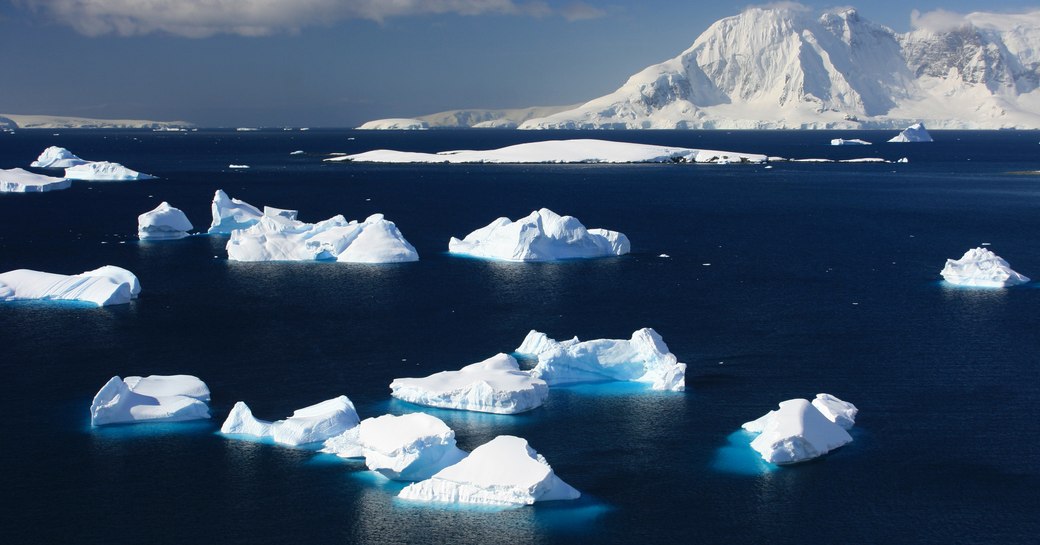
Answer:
[{"left": 1, "top": 129, "right": 1038, "bottom": 544}]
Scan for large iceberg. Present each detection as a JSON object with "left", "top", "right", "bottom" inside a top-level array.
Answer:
[
  {"left": 226, "top": 211, "right": 418, "bottom": 263},
  {"left": 64, "top": 161, "right": 155, "bottom": 181},
  {"left": 90, "top": 375, "right": 211, "bottom": 426},
  {"left": 220, "top": 396, "right": 360, "bottom": 446},
  {"left": 138, "top": 202, "right": 193, "bottom": 240},
  {"left": 888, "top": 123, "right": 933, "bottom": 142},
  {"left": 0, "top": 265, "right": 140, "bottom": 306},
  {"left": 940, "top": 247, "right": 1030, "bottom": 287},
  {"left": 321, "top": 413, "right": 468, "bottom": 481},
  {"left": 398, "top": 435, "right": 580, "bottom": 506},
  {"left": 0, "top": 168, "right": 71, "bottom": 193},
  {"left": 30, "top": 146, "right": 88, "bottom": 168},
  {"left": 742, "top": 398, "right": 853, "bottom": 464},
  {"left": 449, "top": 208, "right": 629, "bottom": 261},
  {"left": 208, "top": 189, "right": 263, "bottom": 234},
  {"left": 515, "top": 328, "right": 687, "bottom": 391},
  {"left": 390, "top": 353, "right": 549, "bottom": 414}
]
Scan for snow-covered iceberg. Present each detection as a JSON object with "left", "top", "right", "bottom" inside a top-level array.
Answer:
[
  {"left": 138, "top": 202, "right": 193, "bottom": 240},
  {"left": 449, "top": 208, "right": 629, "bottom": 261},
  {"left": 30, "top": 146, "right": 88, "bottom": 168},
  {"left": 830, "top": 138, "right": 871, "bottom": 146},
  {"left": 322, "top": 413, "right": 468, "bottom": 481},
  {"left": 220, "top": 396, "right": 360, "bottom": 446},
  {"left": 226, "top": 211, "right": 418, "bottom": 263},
  {"left": 940, "top": 247, "right": 1030, "bottom": 287},
  {"left": 0, "top": 168, "right": 71, "bottom": 193},
  {"left": 64, "top": 161, "right": 155, "bottom": 181},
  {"left": 811, "top": 393, "right": 858, "bottom": 430},
  {"left": 0, "top": 265, "right": 140, "bottom": 306},
  {"left": 888, "top": 123, "right": 933, "bottom": 143},
  {"left": 208, "top": 190, "right": 263, "bottom": 234},
  {"left": 90, "top": 375, "right": 211, "bottom": 426},
  {"left": 398, "top": 435, "right": 580, "bottom": 506},
  {"left": 515, "top": 328, "right": 687, "bottom": 391},
  {"left": 356, "top": 118, "right": 429, "bottom": 130},
  {"left": 327, "top": 139, "right": 767, "bottom": 164},
  {"left": 742, "top": 398, "right": 853, "bottom": 464},
  {"left": 390, "top": 353, "right": 549, "bottom": 414}
]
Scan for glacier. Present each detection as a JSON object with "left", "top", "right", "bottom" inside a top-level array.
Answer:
[
  {"left": 0, "top": 168, "right": 70, "bottom": 193},
  {"left": 321, "top": 413, "right": 468, "bottom": 481},
  {"left": 30, "top": 146, "right": 88, "bottom": 168},
  {"left": 515, "top": 328, "right": 687, "bottom": 391},
  {"left": 448, "top": 208, "right": 630, "bottom": 262},
  {"left": 90, "top": 375, "right": 211, "bottom": 426},
  {"left": 220, "top": 396, "right": 360, "bottom": 447},
  {"left": 742, "top": 397, "right": 854, "bottom": 464},
  {"left": 208, "top": 189, "right": 263, "bottom": 234},
  {"left": 138, "top": 202, "right": 193, "bottom": 240},
  {"left": 0, "top": 265, "right": 140, "bottom": 306},
  {"left": 940, "top": 247, "right": 1030, "bottom": 287},
  {"left": 389, "top": 353, "right": 549, "bottom": 414},
  {"left": 64, "top": 161, "right": 155, "bottom": 181},
  {"left": 888, "top": 123, "right": 933, "bottom": 142},
  {"left": 357, "top": 118, "right": 429, "bottom": 130},
  {"left": 398, "top": 435, "right": 580, "bottom": 506}
]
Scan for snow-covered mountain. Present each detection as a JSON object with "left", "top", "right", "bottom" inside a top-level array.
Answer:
[
  {"left": 0, "top": 114, "right": 193, "bottom": 129},
  {"left": 520, "top": 7, "right": 1040, "bottom": 129}
]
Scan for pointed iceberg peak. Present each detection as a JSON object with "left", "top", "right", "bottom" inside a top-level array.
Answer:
[
  {"left": 208, "top": 189, "right": 263, "bottom": 234},
  {"left": 888, "top": 123, "right": 933, "bottom": 142}
]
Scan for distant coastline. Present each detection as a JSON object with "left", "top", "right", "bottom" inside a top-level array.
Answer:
[{"left": 0, "top": 113, "right": 193, "bottom": 130}]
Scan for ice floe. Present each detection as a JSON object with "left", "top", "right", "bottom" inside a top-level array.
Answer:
[
  {"left": 138, "top": 202, "right": 193, "bottom": 240},
  {"left": 888, "top": 123, "right": 933, "bottom": 143},
  {"left": 90, "top": 375, "right": 211, "bottom": 426},
  {"left": 0, "top": 265, "right": 140, "bottom": 306},
  {"left": 30, "top": 146, "right": 88, "bottom": 168},
  {"left": 831, "top": 138, "right": 871, "bottom": 146},
  {"left": 229, "top": 164, "right": 250, "bottom": 169},
  {"left": 940, "top": 247, "right": 1030, "bottom": 287},
  {"left": 322, "top": 413, "right": 468, "bottom": 481},
  {"left": 64, "top": 161, "right": 154, "bottom": 181},
  {"left": 742, "top": 397, "right": 854, "bottom": 464},
  {"left": 449, "top": 208, "right": 629, "bottom": 261},
  {"left": 0, "top": 168, "right": 70, "bottom": 193},
  {"left": 390, "top": 353, "right": 549, "bottom": 414},
  {"left": 220, "top": 396, "right": 360, "bottom": 446},
  {"left": 208, "top": 190, "right": 263, "bottom": 234}
]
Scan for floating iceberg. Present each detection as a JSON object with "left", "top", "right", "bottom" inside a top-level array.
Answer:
[
  {"left": 322, "top": 413, "right": 468, "bottom": 481},
  {"left": 64, "top": 161, "right": 155, "bottom": 181},
  {"left": 138, "top": 202, "right": 193, "bottom": 240},
  {"left": 940, "top": 247, "right": 1030, "bottom": 287},
  {"left": 0, "top": 265, "right": 140, "bottom": 306},
  {"left": 90, "top": 375, "right": 211, "bottom": 426},
  {"left": 226, "top": 211, "right": 418, "bottom": 263},
  {"left": 742, "top": 398, "right": 853, "bottom": 464},
  {"left": 229, "top": 164, "right": 250, "bottom": 169},
  {"left": 811, "top": 393, "right": 858, "bottom": 430},
  {"left": 208, "top": 190, "right": 263, "bottom": 234},
  {"left": 830, "top": 138, "right": 871, "bottom": 146},
  {"left": 398, "top": 435, "right": 580, "bottom": 506},
  {"left": 449, "top": 208, "right": 629, "bottom": 261},
  {"left": 515, "top": 328, "right": 687, "bottom": 391},
  {"left": 356, "top": 118, "right": 429, "bottom": 130},
  {"left": 220, "top": 396, "right": 360, "bottom": 446},
  {"left": 888, "top": 123, "right": 933, "bottom": 143},
  {"left": 327, "top": 139, "right": 767, "bottom": 164},
  {"left": 0, "top": 168, "right": 70, "bottom": 193},
  {"left": 30, "top": 146, "right": 88, "bottom": 168},
  {"left": 390, "top": 353, "right": 549, "bottom": 414}
]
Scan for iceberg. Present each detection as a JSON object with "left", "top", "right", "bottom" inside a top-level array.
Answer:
[
  {"left": 390, "top": 353, "right": 549, "bottom": 414},
  {"left": 207, "top": 189, "right": 263, "bottom": 234},
  {"left": 64, "top": 161, "right": 155, "bottom": 181},
  {"left": 321, "top": 413, "right": 468, "bottom": 481},
  {"left": 356, "top": 118, "right": 429, "bottom": 130},
  {"left": 220, "top": 396, "right": 360, "bottom": 447},
  {"left": 888, "top": 123, "right": 933, "bottom": 143},
  {"left": 515, "top": 328, "right": 687, "bottom": 391},
  {"left": 226, "top": 211, "right": 418, "bottom": 263},
  {"left": 0, "top": 168, "right": 71, "bottom": 193},
  {"left": 811, "top": 393, "right": 858, "bottom": 430},
  {"left": 30, "top": 146, "right": 88, "bottom": 168},
  {"left": 830, "top": 138, "right": 871, "bottom": 146},
  {"left": 0, "top": 265, "right": 140, "bottom": 306},
  {"left": 742, "top": 398, "right": 853, "bottom": 464},
  {"left": 449, "top": 208, "right": 630, "bottom": 262},
  {"left": 940, "top": 247, "right": 1030, "bottom": 287},
  {"left": 398, "top": 435, "right": 580, "bottom": 506},
  {"left": 90, "top": 375, "right": 211, "bottom": 426},
  {"left": 138, "top": 202, "right": 193, "bottom": 240}
]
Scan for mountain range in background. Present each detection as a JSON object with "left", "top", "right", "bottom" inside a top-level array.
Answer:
[{"left": 0, "top": 114, "right": 192, "bottom": 130}]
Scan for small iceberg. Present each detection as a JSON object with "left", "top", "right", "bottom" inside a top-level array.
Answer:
[
  {"left": 390, "top": 353, "right": 549, "bottom": 414},
  {"left": 208, "top": 189, "right": 263, "bottom": 234},
  {"left": 229, "top": 164, "right": 250, "bottom": 169},
  {"left": 0, "top": 265, "right": 140, "bottom": 306},
  {"left": 940, "top": 247, "right": 1030, "bottom": 287},
  {"left": 65, "top": 161, "right": 155, "bottom": 181},
  {"left": 398, "top": 435, "right": 580, "bottom": 506},
  {"left": 811, "top": 393, "right": 858, "bottom": 430},
  {"left": 515, "top": 328, "right": 686, "bottom": 391},
  {"left": 90, "top": 375, "right": 211, "bottom": 426},
  {"left": 290, "top": 150, "right": 305, "bottom": 155},
  {"left": 830, "top": 138, "right": 871, "bottom": 146},
  {"left": 321, "top": 413, "right": 468, "bottom": 481},
  {"left": 220, "top": 396, "right": 360, "bottom": 447},
  {"left": 888, "top": 123, "right": 933, "bottom": 143},
  {"left": 30, "top": 146, "right": 88, "bottom": 168},
  {"left": 449, "top": 208, "right": 629, "bottom": 261},
  {"left": 356, "top": 118, "right": 429, "bottom": 130},
  {"left": 742, "top": 397, "right": 854, "bottom": 464},
  {"left": 1, "top": 168, "right": 70, "bottom": 193},
  {"left": 138, "top": 202, "right": 193, "bottom": 240}
]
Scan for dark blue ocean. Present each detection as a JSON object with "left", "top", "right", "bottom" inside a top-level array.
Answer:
[{"left": 1, "top": 129, "right": 1038, "bottom": 544}]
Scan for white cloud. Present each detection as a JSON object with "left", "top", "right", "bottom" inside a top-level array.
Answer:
[
  {"left": 910, "top": 8, "right": 970, "bottom": 33},
  {"left": 561, "top": 1, "right": 605, "bottom": 21}
]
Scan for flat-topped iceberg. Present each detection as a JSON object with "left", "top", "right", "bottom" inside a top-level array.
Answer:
[
  {"left": 90, "top": 375, "right": 211, "bottom": 426},
  {"left": 0, "top": 265, "right": 140, "bottom": 306},
  {"left": 515, "top": 328, "right": 686, "bottom": 391},
  {"left": 831, "top": 138, "right": 871, "bottom": 146},
  {"left": 811, "top": 393, "right": 858, "bottom": 430},
  {"left": 138, "top": 202, "right": 193, "bottom": 240},
  {"left": 742, "top": 397, "right": 854, "bottom": 464},
  {"left": 322, "top": 413, "right": 468, "bottom": 481},
  {"left": 65, "top": 161, "right": 155, "bottom": 181},
  {"left": 390, "top": 353, "right": 549, "bottom": 414},
  {"left": 888, "top": 123, "right": 933, "bottom": 143},
  {"left": 357, "top": 118, "right": 429, "bottom": 130},
  {"left": 1, "top": 168, "right": 70, "bottom": 193},
  {"left": 449, "top": 208, "right": 629, "bottom": 261},
  {"left": 398, "top": 435, "right": 580, "bottom": 506},
  {"left": 940, "top": 247, "right": 1030, "bottom": 287},
  {"left": 208, "top": 190, "right": 263, "bottom": 234},
  {"left": 327, "top": 138, "right": 767, "bottom": 164},
  {"left": 226, "top": 211, "right": 418, "bottom": 263},
  {"left": 30, "top": 146, "right": 88, "bottom": 168},
  {"left": 220, "top": 396, "right": 360, "bottom": 446}
]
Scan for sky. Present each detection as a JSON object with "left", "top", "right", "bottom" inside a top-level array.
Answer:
[{"left": 1, "top": 0, "right": 1038, "bottom": 127}]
